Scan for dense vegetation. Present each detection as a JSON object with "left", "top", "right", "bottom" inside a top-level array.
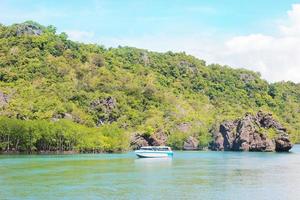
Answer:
[{"left": 0, "top": 21, "right": 299, "bottom": 152}]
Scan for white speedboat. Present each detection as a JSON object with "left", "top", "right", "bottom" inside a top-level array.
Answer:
[{"left": 135, "top": 146, "right": 173, "bottom": 158}]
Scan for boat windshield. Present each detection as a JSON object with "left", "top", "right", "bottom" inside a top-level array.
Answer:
[
  {"left": 140, "top": 147, "right": 153, "bottom": 150},
  {"left": 140, "top": 147, "right": 171, "bottom": 151},
  {"left": 156, "top": 147, "right": 169, "bottom": 151}
]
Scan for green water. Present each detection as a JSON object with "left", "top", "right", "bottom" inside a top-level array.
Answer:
[{"left": 1, "top": 146, "right": 300, "bottom": 200}]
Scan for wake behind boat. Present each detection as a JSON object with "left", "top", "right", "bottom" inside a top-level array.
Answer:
[{"left": 135, "top": 146, "right": 173, "bottom": 158}]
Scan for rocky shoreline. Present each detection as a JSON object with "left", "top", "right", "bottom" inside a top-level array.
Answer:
[
  {"left": 209, "top": 111, "right": 293, "bottom": 152},
  {"left": 0, "top": 112, "right": 293, "bottom": 154},
  {"left": 130, "top": 130, "right": 201, "bottom": 151},
  {"left": 130, "top": 111, "right": 293, "bottom": 152}
]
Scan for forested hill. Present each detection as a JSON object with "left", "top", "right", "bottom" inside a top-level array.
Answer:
[{"left": 0, "top": 21, "right": 299, "bottom": 152}]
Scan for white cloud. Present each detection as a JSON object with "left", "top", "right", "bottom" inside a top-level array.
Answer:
[
  {"left": 64, "top": 30, "right": 95, "bottom": 43},
  {"left": 279, "top": 4, "right": 300, "bottom": 36},
  {"left": 224, "top": 34, "right": 274, "bottom": 53},
  {"left": 213, "top": 4, "right": 300, "bottom": 83}
]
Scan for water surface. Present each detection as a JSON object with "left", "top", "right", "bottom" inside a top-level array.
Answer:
[{"left": 1, "top": 146, "right": 300, "bottom": 200}]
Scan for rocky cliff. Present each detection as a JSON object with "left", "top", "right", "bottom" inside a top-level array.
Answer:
[
  {"left": 210, "top": 111, "right": 293, "bottom": 152},
  {"left": 130, "top": 130, "right": 168, "bottom": 150}
]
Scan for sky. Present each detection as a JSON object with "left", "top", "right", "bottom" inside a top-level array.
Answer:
[{"left": 1, "top": 0, "right": 300, "bottom": 83}]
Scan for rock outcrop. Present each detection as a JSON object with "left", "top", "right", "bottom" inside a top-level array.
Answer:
[
  {"left": 149, "top": 130, "right": 168, "bottom": 146},
  {"left": 140, "top": 51, "right": 150, "bottom": 65},
  {"left": 210, "top": 111, "right": 293, "bottom": 152},
  {"left": 183, "top": 136, "right": 199, "bottom": 150},
  {"left": 15, "top": 23, "right": 43, "bottom": 36},
  {"left": 130, "top": 134, "right": 149, "bottom": 150},
  {"left": 51, "top": 112, "right": 84, "bottom": 124},
  {"left": 0, "top": 91, "right": 9, "bottom": 108},
  {"left": 91, "top": 96, "right": 117, "bottom": 112},
  {"left": 90, "top": 96, "right": 117, "bottom": 125},
  {"left": 130, "top": 130, "right": 168, "bottom": 150},
  {"left": 177, "top": 122, "right": 192, "bottom": 133}
]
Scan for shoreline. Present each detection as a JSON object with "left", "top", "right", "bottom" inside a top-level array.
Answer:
[{"left": 0, "top": 146, "right": 297, "bottom": 155}]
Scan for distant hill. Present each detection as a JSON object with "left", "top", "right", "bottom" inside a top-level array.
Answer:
[{"left": 0, "top": 21, "right": 299, "bottom": 152}]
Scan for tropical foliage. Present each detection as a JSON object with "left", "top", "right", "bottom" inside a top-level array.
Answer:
[{"left": 0, "top": 21, "right": 299, "bottom": 152}]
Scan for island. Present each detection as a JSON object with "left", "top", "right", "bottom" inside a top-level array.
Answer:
[{"left": 0, "top": 21, "right": 298, "bottom": 153}]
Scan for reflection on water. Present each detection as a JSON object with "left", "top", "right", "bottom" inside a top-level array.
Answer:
[
  {"left": 1, "top": 146, "right": 300, "bottom": 200},
  {"left": 135, "top": 157, "right": 172, "bottom": 167}
]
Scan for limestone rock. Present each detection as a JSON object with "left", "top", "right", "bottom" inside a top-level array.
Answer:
[
  {"left": 183, "top": 136, "right": 199, "bottom": 150},
  {"left": 240, "top": 73, "right": 255, "bottom": 83},
  {"left": 149, "top": 130, "right": 168, "bottom": 146},
  {"left": 0, "top": 91, "right": 9, "bottom": 107},
  {"left": 90, "top": 96, "right": 117, "bottom": 125},
  {"left": 140, "top": 51, "right": 150, "bottom": 65},
  {"left": 275, "top": 133, "right": 293, "bottom": 152},
  {"left": 91, "top": 96, "right": 116, "bottom": 112},
  {"left": 130, "top": 130, "right": 168, "bottom": 149},
  {"left": 210, "top": 112, "right": 292, "bottom": 152},
  {"left": 15, "top": 23, "right": 43, "bottom": 36},
  {"left": 177, "top": 122, "right": 191, "bottom": 133},
  {"left": 130, "top": 133, "right": 149, "bottom": 150}
]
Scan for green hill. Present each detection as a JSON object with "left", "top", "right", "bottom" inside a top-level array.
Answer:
[{"left": 0, "top": 21, "right": 299, "bottom": 152}]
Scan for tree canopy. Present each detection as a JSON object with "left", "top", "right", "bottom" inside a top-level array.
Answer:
[{"left": 0, "top": 21, "right": 299, "bottom": 152}]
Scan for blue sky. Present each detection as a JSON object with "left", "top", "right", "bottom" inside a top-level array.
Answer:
[
  {"left": 1, "top": 0, "right": 298, "bottom": 37},
  {"left": 1, "top": 0, "right": 300, "bottom": 82}
]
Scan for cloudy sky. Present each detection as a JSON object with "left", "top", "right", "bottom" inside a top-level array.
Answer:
[{"left": 1, "top": 0, "right": 300, "bottom": 83}]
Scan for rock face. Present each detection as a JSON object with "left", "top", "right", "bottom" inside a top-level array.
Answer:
[
  {"left": 51, "top": 112, "right": 84, "bottom": 124},
  {"left": 0, "top": 91, "right": 9, "bottom": 107},
  {"left": 140, "top": 51, "right": 150, "bottom": 65},
  {"left": 183, "top": 136, "right": 199, "bottom": 150},
  {"left": 210, "top": 111, "right": 293, "bottom": 152},
  {"left": 177, "top": 122, "right": 192, "bottom": 133},
  {"left": 130, "top": 134, "right": 149, "bottom": 150},
  {"left": 15, "top": 23, "right": 43, "bottom": 36},
  {"left": 91, "top": 96, "right": 116, "bottom": 112},
  {"left": 239, "top": 73, "right": 255, "bottom": 83},
  {"left": 90, "top": 96, "right": 117, "bottom": 125},
  {"left": 178, "top": 60, "right": 198, "bottom": 74},
  {"left": 130, "top": 130, "right": 168, "bottom": 150},
  {"left": 149, "top": 130, "right": 168, "bottom": 146}
]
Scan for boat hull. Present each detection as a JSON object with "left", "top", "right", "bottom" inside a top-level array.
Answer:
[{"left": 135, "top": 151, "right": 173, "bottom": 158}]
